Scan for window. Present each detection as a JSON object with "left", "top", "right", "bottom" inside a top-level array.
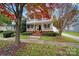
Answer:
[
  {"left": 31, "top": 24, "right": 33, "bottom": 28},
  {"left": 48, "top": 24, "right": 50, "bottom": 28},
  {"left": 44, "top": 24, "right": 50, "bottom": 28}
]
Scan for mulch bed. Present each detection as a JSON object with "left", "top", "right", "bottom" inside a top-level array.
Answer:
[{"left": 0, "top": 42, "right": 27, "bottom": 56}]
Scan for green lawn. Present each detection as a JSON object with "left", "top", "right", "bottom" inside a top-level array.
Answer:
[
  {"left": 0, "top": 32, "right": 28, "bottom": 39},
  {"left": 0, "top": 33, "right": 3, "bottom": 37},
  {"left": 16, "top": 43, "right": 56, "bottom": 56},
  {"left": 20, "top": 35, "right": 28, "bottom": 39},
  {"left": 0, "top": 40, "right": 15, "bottom": 48},
  {"left": 64, "top": 32, "right": 79, "bottom": 37},
  {"left": 0, "top": 32, "right": 79, "bottom": 55},
  {"left": 40, "top": 36, "right": 79, "bottom": 43},
  {"left": 15, "top": 43, "right": 79, "bottom": 56},
  {"left": 0, "top": 38, "right": 79, "bottom": 56},
  {"left": 40, "top": 36, "right": 55, "bottom": 41}
]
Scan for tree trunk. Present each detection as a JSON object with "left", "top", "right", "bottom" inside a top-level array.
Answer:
[
  {"left": 59, "top": 30, "right": 62, "bottom": 36},
  {"left": 15, "top": 18, "right": 21, "bottom": 44}
]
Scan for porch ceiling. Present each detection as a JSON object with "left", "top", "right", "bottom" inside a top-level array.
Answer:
[{"left": 26, "top": 20, "right": 52, "bottom": 24}]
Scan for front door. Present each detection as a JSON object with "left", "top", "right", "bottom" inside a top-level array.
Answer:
[
  {"left": 38, "top": 25, "right": 41, "bottom": 31},
  {"left": 36, "top": 25, "right": 41, "bottom": 31}
]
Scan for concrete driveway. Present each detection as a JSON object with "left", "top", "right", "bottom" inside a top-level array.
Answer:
[{"left": 62, "top": 33, "right": 79, "bottom": 41}]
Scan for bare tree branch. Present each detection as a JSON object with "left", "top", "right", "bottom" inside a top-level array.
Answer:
[
  {"left": 10, "top": 4, "right": 16, "bottom": 15},
  {"left": 2, "top": 3, "right": 14, "bottom": 13}
]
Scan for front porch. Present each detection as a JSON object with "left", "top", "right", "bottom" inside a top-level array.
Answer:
[{"left": 26, "top": 23, "right": 52, "bottom": 32}]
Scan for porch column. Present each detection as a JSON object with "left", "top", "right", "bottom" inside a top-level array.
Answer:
[
  {"left": 41, "top": 24, "right": 44, "bottom": 31},
  {"left": 50, "top": 23, "right": 53, "bottom": 31},
  {"left": 33, "top": 24, "right": 35, "bottom": 32}
]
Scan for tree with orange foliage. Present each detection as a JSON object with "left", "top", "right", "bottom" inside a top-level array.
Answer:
[{"left": 1, "top": 3, "right": 26, "bottom": 44}]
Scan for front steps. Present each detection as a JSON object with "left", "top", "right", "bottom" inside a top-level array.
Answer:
[{"left": 32, "top": 31, "right": 42, "bottom": 36}]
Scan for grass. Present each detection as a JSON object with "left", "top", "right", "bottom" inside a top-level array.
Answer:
[
  {"left": 15, "top": 43, "right": 79, "bottom": 56},
  {"left": 0, "top": 32, "right": 28, "bottom": 39},
  {"left": 0, "top": 40, "right": 15, "bottom": 49},
  {"left": 0, "top": 31, "right": 79, "bottom": 55},
  {"left": 20, "top": 35, "right": 28, "bottom": 39},
  {"left": 63, "top": 36, "right": 79, "bottom": 43},
  {"left": 64, "top": 32, "right": 79, "bottom": 37},
  {"left": 40, "top": 36, "right": 55, "bottom": 41},
  {"left": 0, "top": 40, "right": 79, "bottom": 56},
  {"left": 0, "top": 35, "right": 79, "bottom": 56},
  {"left": 0, "top": 32, "right": 3, "bottom": 37},
  {"left": 15, "top": 43, "right": 56, "bottom": 56},
  {"left": 40, "top": 36, "right": 79, "bottom": 43},
  {"left": 55, "top": 46, "right": 79, "bottom": 56}
]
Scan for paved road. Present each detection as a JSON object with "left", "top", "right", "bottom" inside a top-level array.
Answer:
[{"left": 62, "top": 33, "right": 79, "bottom": 41}]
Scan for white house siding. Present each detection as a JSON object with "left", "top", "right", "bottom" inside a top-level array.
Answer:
[
  {"left": 26, "top": 20, "right": 59, "bottom": 32},
  {"left": 26, "top": 19, "right": 52, "bottom": 31},
  {"left": 0, "top": 26, "right": 15, "bottom": 31}
]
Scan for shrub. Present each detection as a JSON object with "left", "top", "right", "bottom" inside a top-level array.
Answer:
[
  {"left": 0, "top": 30, "right": 3, "bottom": 33},
  {"left": 43, "top": 31, "right": 59, "bottom": 36},
  {"left": 20, "top": 19, "right": 26, "bottom": 33},
  {"left": 3, "top": 31, "right": 14, "bottom": 38},
  {"left": 21, "top": 32, "right": 32, "bottom": 35}
]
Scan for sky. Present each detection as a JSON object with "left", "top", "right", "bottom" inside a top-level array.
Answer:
[
  {"left": 53, "top": 3, "right": 79, "bottom": 19},
  {"left": 23, "top": 6, "right": 27, "bottom": 17}
]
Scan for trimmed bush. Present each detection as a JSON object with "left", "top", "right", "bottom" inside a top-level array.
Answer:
[
  {"left": 20, "top": 19, "right": 26, "bottom": 33},
  {"left": 43, "top": 31, "right": 59, "bottom": 36},
  {"left": 21, "top": 32, "right": 32, "bottom": 35},
  {"left": 0, "top": 30, "right": 3, "bottom": 33},
  {"left": 3, "top": 31, "right": 14, "bottom": 38}
]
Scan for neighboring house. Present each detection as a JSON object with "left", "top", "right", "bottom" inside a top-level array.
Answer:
[
  {"left": 0, "top": 16, "right": 26, "bottom": 31},
  {"left": 65, "top": 14, "right": 79, "bottom": 32},
  {"left": 0, "top": 25, "right": 15, "bottom": 31},
  {"left": 0, "top": 21, "right": 15, "bottom": 31}
]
